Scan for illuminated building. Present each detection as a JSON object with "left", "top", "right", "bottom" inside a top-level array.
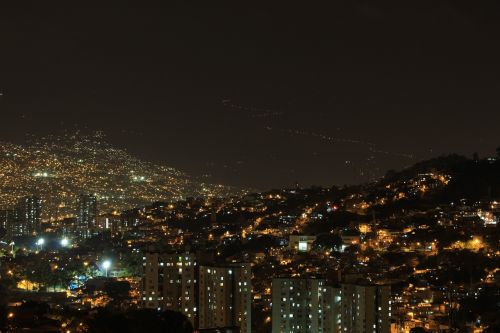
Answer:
[
  {"left": 142, "top": 252, "right": 251, "bottom": 333},
  {"left": 288, "top": 235, "right": 316, "bottom": 252},
  {"left": 0, "top": 209, "right": 19, "bottom": 239},
  {"left": 340, "top": 284, "right": 391, "bottom": 333},
  {"left": 75, "top": 194, "right": 97, "bottom": 239},
  {"left": 142, "top": 252, "right": 198, "bottom": 322},
  {"left": 96, "top": 214, "right": 121, "bottom": 232},
  {"left": 16, "top": 195, "right": 42, "bottom": 236},
  {"left": 271, "top": 278, "right": 341, "bottom": 333},
  {"left": 198, "top": 263, "right": 252, "bottom": 333}
]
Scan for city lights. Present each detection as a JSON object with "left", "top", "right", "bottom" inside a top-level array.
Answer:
[{"left": 0, "top": 2, "right": 498, "bottom": 332}]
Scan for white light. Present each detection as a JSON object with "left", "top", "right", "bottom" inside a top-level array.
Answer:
[
  {"left": 102, "top": 260, "right": 111, "bottom": 270},
  {"left": 298, "top": 241, "right": 308, "bottom": 252},
  {"left": 61, "top": 238, "right": 70, "bottom": 247},
  {"left": 36, "top": 238, "right": 45, "bottom": 246}
]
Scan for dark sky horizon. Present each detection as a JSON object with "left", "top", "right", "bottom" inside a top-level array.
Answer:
[{"left": 1, "top": 1, "right": 500, "bottom": 189}]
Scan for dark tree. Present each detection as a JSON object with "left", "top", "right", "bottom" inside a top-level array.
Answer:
[
  {"left": 410, "top": 328, "right": 428, "bottom": 333},
  {"left": 104, "top": 281, "right": 131, "bottom": 302},
  {"left": 87, "top": 309, "right": 193, "bottom": 333},
  {"left": 0, "top": 305, "right": 6, "bottom": 331},
  {"left": 313, "top": 233, "right": 342, "bottom": 251}
]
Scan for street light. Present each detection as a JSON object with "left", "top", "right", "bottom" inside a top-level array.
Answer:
[
  {"left": 60, "top": 237, "right": 70, "bottom": 247},
  {"left": 36, "top": 238, "right": 45, "bottom": 251},
  {"left": 102, "top": 260, "right": 111, "bottom": 277}
]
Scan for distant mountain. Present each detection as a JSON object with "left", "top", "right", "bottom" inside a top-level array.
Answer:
[{"left": 0, "top": 132, "right": 240, "bottom": 219}]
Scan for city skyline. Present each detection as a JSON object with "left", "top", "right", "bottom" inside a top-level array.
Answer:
[{"left": 0, "top": 2, "right": 499, "bottom": 333}]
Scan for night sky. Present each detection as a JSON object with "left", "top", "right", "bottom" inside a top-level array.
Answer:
[{"left": 1, "top": 1, "right": 500, "bottom": 189}]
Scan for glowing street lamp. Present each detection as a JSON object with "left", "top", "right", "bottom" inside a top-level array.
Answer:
[
  {"left": 60, "top": 237, "right": 70, "bottom": 247},
  {"left": 102, "top": 260, "right": 111, "bottom": 277},
  {"left": 36, "top": 238, "right": 45, "bottom": 251}
]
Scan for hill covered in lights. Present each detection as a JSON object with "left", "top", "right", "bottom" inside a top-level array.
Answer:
[{"left": 0, "top": 132, "right": 239, "bottom": 220}]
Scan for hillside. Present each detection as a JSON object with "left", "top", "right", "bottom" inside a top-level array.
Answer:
[
  {"left": 381, "top": 153, "right": 500, "bottom": 201},
  {"left": 0, "top": 132, "right": 238, "bottom": 219}
]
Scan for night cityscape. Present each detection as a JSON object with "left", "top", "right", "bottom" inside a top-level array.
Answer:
[{"left": 1, "top": 2, "right": 499, "bottom": 333}]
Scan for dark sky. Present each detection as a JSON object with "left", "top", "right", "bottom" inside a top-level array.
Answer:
[{"left": 1, "top": 1, "right": 500, "bottom": 189}]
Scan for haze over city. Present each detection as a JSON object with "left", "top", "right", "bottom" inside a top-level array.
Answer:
[{"left": 1, "top": 1, "right": 500, "bottom": 188}]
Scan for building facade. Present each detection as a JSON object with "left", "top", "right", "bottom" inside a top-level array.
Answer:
[
  {"left": 75, "top": 194, "right": 97, "bottom": 239},
  {"left": 198, "top": 263, "right": 252, "bottom": 333},
  {"left": 271, "top": 278, "right": 341, "bottom": 333},
  {"left": 142, "top": 252, "right": 251, "bottom": 333},
  {"left": 340, "top": 284, "right": 391, "bottom": 333},
  {"left": 0, "top": 209, "right": 19, "bottom": 239},
  {"left": 288, "top": 235, "right": 317, "bottom": 252},
  {"left": 142, "top": 252, "right": 198, "bottom": 322},
  {"left": 16, "top": 196, "right": 42, "bottom": 236}
]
